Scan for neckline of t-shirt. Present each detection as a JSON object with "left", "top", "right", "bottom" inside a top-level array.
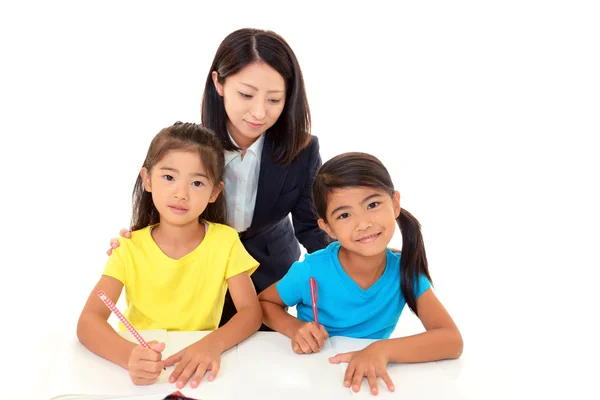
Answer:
[
  {"left": 331, "top": 242, "right": 394, "bottom": 299},
  {"left": 147, "top": 221, "right": 211, "bottom": 263}
]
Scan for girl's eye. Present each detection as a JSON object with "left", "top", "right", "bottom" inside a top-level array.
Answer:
[
  {"left": 163, "top": 175, "right": 174, "bottom": 181},
  {"left": 337, "top": 212, "right": 350, "bottom": 220},
  {"left": 239, "top": 92, "right": 252, "bottom": 99},
  {"left": 367, "top": 202, "right": 380, "bottom": 209},
  {"left": 192, "top": 181, "right": 204, "bottom": 187}
]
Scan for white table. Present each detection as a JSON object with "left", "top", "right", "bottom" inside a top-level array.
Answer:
[{"left": 41, "top": 330, "right": 467, "bottom": 400}]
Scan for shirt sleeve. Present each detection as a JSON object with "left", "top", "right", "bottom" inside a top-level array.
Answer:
[
  {"left": 414, "top": 273, "right": 432, "bottom": 298},
  {"left": 103, "top": 246, "right": 127, "bottom": 285},
  {"left": 225, "top": 235, "right": 259, "bottom": 279},
  {"left": 275, "top": 260, "right": 309, "bottom": 307}
]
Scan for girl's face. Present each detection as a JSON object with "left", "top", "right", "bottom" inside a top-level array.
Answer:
[
  {"left": 318, "top": 187, "right": 401, "bottom": 258},
  {"left": 212, "top": 61, "right": 286, "bottom": 149},
  {"left": 141, "top": 150, "right": 223, "bottom": 227}
]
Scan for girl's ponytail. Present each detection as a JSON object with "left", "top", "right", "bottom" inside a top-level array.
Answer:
[{"left": 397, "top": 208, "right": 432, "bottom": 316}]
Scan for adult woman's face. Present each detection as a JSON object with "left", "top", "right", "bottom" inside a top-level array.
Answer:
[{"left": 212, "top": 61, "right": 286, "bottom": 150}]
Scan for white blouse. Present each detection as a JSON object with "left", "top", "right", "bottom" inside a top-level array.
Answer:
[{"left": 222, "top": 133, "right": 265, "bottom": 232}]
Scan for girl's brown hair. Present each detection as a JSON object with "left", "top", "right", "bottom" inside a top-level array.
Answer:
[{"left": 131, "top": 122, "right": 226, "bottom": 230}]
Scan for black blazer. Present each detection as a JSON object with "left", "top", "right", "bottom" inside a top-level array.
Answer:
[{"left": 239, "top": 135, "right": 329, "bottom": 293}]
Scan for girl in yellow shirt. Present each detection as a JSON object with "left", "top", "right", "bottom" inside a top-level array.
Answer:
[{"left": 77, "top": 122, "right": 261, "bottom": 389}]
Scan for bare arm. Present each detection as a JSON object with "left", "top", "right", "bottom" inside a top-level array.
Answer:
[
  {"left": 373, "top": 288, "right": 463, "bottom": 362},
  {"left": 205, "top": 271, "right": 262, "bottom": 352},
  {"left": 258, "top": 283, "right": 303, "bottom": 337},
  {"left": 76, "top": 275, "right": 137, "bottom": 369}
]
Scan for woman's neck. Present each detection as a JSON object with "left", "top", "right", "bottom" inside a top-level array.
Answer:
[
  {"left": 338, "top": 246, "right": 387, "bottom": 290},
  {"left": 151, "top": 220, "right": 206, "bottom": 259},
  {"left": 227, "top": 121, "right": 262, "bottom": 156}
]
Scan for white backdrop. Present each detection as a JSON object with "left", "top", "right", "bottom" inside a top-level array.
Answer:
[{"left": 1, "top": 1, "right": 599, "bottom": 399}]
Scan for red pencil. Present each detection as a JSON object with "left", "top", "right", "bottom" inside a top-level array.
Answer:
[{"left": 309, "top": 277, "right": 319, "bottom": 324}]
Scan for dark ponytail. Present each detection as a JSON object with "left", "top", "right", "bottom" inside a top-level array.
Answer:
[{"left": 397, "top": 208, "right": 432, "bottom": 316}]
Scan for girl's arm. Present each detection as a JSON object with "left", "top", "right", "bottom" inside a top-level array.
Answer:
[
  {"left": 205, "top": 271, "right": 262, "bottom": 351},
  {"left": 76, "top": 275, "right": 138, "bottom": 368},
  {"left": 258, "top": 283, "right": 303, "bottom": 337},
  {"left": 376, "top": 288, "right": 463, "bottom": 362}
]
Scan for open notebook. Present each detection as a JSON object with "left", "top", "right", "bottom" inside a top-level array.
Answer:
[{"left": 46, "top": 331, "right": 464, "bottom": 400}]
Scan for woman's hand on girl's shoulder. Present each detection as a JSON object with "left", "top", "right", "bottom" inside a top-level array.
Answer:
[
  {"left": 106, "top": 228, "right": 132, "bottom": 256},
  {"left": 328, "top": 341, "right": 395, "bottom": 395}
]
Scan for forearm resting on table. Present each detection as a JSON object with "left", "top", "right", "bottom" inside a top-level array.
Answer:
[
  {"left": 77, "top": 313, "right": 136, "bottom": 369},
  {"left": 260, "top": 300, "right": 303, "bottom": 338},
  {"left": 208, "top": 304, "right": 262, "bottom": 353},
  {"left": 377, "top": 328, "right": 463, "bottom": 363}
]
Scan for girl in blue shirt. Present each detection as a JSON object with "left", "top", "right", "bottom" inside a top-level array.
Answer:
[{"left": 258, "top": 152, "right": 463, "bottom": 395}]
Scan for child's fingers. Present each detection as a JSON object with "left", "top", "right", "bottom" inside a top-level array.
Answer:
[
  {"left": 302, "top": 333, "right": 321, "bottom": 353},
  {"left": 381, "top": 371, "right": 395, "bottom": 392},
  {"left": 169, "top": 357, "right": 190, "bottom": 384},
  {"left": 207, "top": 360, "right": 220, "bottom": 381},
  {"left": 164, "top": 349, "right": 183, "bottom": 366},
  {"left": 148, "top": 342, "right": 166, "bottom": 354},
  {"left": 140, "top": 348, "right": 163, "bottom": 362},
  {"left": 131, "top": 375, "right": 159, "bottom": 386},
  {"left": 343, "top": 363, "right": 355, "bottom": 388},
  {"left": 184, "top": 361, "right": 208, "bottom": 389},
  {"left": 138, "top": 359, "right": 164, "bottom": 373},
  {"left": 306, "top": 324, "right": 324, "bottom": 350},
  {"left": 319, "top": 324, "right": 329, "bottom": 341},
  {"left": 328, "top": 351, "right": 354, "bottom": 364},
  {"left": 351, "top": 367, "right": 365, "bottom": 393},
  {"left": 366, "top": 370, "right": 379, "bottom": 395},
  {"left": 311, "top": 327, "right": 326, "bottom": 349},
  {"left": 292, "top": 340, "right": 302, "bottom": 354},
  {"left": 298, "top": 337, "right": 315, "bottom": 353},
  {"left": 132, "top": 368, "right": 161, "bottom": 381}
]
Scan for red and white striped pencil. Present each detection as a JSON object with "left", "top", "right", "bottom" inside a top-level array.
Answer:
[{"left": 97, "top": 290, "right": 149, "bottom": 348}]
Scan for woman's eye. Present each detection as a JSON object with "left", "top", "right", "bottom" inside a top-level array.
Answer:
[
  {"left": 239, "top": 92, "right": 252, "bottom": 99},
  {"left": 268, "top": 99, "right": 281, "bottom": 104}
]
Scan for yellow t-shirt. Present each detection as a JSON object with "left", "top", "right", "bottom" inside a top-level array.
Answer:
[{"left": 103, "top": 221, "right": 258, "bottom": 332}]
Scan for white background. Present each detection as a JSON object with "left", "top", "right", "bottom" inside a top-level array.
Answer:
[{"left": 1, "top": 1, "right": 599, "bottom": 399}]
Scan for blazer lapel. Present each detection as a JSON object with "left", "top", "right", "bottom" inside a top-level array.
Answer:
[{"left": 251, "top": 137, "right": 290, "bottom": 229}]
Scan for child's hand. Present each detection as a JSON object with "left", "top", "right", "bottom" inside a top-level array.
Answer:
[
  {"left": 291, "top": 321, "right": 329, "bottom": 354},
  {"left": 127, "top": 341, "right": 166, "bottom": 385},
  {"left": 106, "top": 228, "right": 131, "bottom": 256},
  {"left": 329, "top": 342, "right": 395, "bottom": 395},
  {"left": 164, "top": 337, "right": 222, "bottom": 389}
]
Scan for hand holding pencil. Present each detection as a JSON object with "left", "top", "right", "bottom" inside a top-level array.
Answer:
[
  {"left": 290, "top": 277, "right": 328, "bottom": 354},
  {"left": 97, "top": 290, "right": 166, "bottom": 385}
]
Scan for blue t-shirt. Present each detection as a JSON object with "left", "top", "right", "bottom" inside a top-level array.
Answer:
[{"left": 276, "top": 241, "right": 431, "bottom": 339}]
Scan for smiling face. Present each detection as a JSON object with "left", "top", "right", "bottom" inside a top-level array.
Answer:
[
  {"left": 212, "top": 61, "right": 286, "bottom": 149},
  {"left": 318, "top": 186, "right": 401, "bottom": 258},
  {"left": 141, "top": 150, "right": 223, "bottom": 227}
]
